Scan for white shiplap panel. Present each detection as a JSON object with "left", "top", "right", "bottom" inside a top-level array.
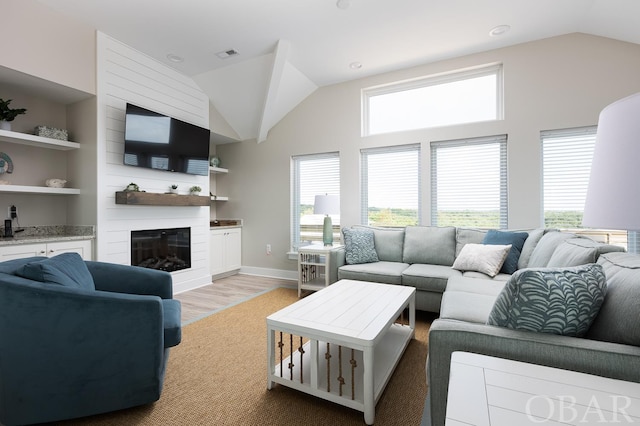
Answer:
[{"left": 96, "top": 32, "right": 211, "bottom": 292}]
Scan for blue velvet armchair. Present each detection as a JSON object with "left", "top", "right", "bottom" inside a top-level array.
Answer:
[{"left": 0, "top": 254, "right": 181, "bottom": 426}]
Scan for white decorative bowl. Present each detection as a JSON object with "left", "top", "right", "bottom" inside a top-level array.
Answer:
[{"left": 45, "top": 178, "right": 67, "bottom": 188}]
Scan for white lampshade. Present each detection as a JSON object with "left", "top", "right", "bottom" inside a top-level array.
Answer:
[
  {"left": 314, "top": 194, "right": 340, "bottom": 215},
  {"left": 583, "top": 92, "right": 640, "bottom": 231}
]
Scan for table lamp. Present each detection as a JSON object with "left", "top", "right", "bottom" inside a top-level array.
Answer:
[
  {"left": 583, "top": 92, "right": 640, "bottom": 247},
  {"left": 314, "top": 194, "right": 339, "bottom": 246}
]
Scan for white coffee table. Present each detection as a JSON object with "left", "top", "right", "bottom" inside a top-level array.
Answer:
[
  {"left": 266, "top": 279, "right": 415, "bottom": 425},
  {"left": 446, "top": 351, "right": 640, "bottom": 425}
]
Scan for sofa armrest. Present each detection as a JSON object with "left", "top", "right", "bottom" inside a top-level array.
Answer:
[
  {"left": 0, "top": 279, "right": 166, "bottom": 421},
  {"left": 426, "top": 319, "right": 640, "bottom": 426},
  {"left": 86, "top": 261, "right": 173, "bottom": 299},
  {"left": 332, "top": 247, "right": 346, "bottom": 282}
]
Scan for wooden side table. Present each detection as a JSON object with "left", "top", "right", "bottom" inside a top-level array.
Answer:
[{"left": 297, "top": 244, "right": 343, "bottom": 297}]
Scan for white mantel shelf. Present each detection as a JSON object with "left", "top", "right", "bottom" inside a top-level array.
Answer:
[
  {"left": 0, "top": 129, "right": 80, "bottom": 151},
  {"left": 0, "top": 185, "right": 80, "bottom": 195}
]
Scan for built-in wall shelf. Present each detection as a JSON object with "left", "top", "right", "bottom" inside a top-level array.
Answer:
[
  {"left": 0, "top": 129, "right": 80, "bottom": 151},
  {"left": 0, "top": 185, "right": 80, "bottom": 195},
  {"left": 115, "top": 191, "right": 210, "bottom": 206},
  {"left": 209, "top": 166, "right": 228, "bottom": 174},
  {"left": 211, "top": 196, "right": 229, "bottom": 201}
]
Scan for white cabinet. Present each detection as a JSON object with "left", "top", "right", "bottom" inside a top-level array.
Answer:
[
  {"left": 0, "top": 239, "right": 93, "bottom": 261},
  {"left": 210, "top": 227, "right": 241, "bottom": 277}
]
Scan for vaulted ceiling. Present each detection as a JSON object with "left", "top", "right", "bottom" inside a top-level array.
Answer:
[{"left": 36, "top": 0, "right": 640, "bottom": 142}]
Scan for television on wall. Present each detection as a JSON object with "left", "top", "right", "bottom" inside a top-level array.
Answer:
[{"left": 123, "top": 103, "right": 210, "bottom": 176}]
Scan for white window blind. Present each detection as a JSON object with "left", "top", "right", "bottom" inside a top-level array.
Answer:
[
  {"left": 291, "top": 152, "right": 340, "bottom": 250},
  {"left": 541, "top": 127, "right": 596, "bottom": 228},
  {"left": 363, "top": 64, "right": 503, "bottom": 136},
  {"left": 431, "top": 135, "right": 507, "bottom": 228},
  {"left": 361, "top": 144, "right": 420, "bottom": 227}
]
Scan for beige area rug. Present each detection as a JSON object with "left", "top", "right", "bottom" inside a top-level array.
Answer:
[{"left": 62, "top": 287, "right": 433, "bottom": 425}]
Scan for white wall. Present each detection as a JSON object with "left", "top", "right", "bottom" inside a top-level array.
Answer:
[
  {"left": 217, "top": 33, "right": 640, "bottom": 277},
  {"left": 95, "top": 33, "right": 211, "bottom": 292}
]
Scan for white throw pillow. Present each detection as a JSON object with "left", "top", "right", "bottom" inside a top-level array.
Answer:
[{"left": 452, "top": 243, "right": 512, "bottom": 278}]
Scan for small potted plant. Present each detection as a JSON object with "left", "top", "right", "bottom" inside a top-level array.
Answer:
[
  {"left": 0, "top": 98, "right": 27, "bottom": 131},
  {"left": 125, "top": 182, "right": 140, "bottom": 192},
  {"left": 189, "top": 185, "right": 202, "bottom": 196},
  {"left": 170, "top": 184, "right": 178, "bottom": 194}
]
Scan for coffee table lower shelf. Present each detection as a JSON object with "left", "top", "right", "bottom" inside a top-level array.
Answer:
[{"left": 267, "top": 323, "right": 413, "bottom": 418}]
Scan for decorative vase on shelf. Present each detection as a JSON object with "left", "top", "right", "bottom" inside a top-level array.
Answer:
[
  {"left": 210, "top": 156, "right": 221, "bottom": 167},
  {"left": 0, "top": 121, "right": 10, "bottom": 131}
]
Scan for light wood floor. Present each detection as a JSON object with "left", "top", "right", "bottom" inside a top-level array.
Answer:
[{"left": 175, "top": 274, "right": 296, "bottom": 324}]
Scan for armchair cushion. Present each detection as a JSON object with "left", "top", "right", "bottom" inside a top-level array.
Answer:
[
  {"left": 16, "top": 252, "right": 95, "bottom": 290},
  {"left": 162, "top": 299, "right": 182, "bottom": 348},
  {"left": 487, "top": 263, "right": 607, "bottom": 337}
]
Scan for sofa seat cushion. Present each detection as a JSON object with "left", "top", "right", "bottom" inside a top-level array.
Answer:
[
  {"left": 439, "top": 277, "right": 507, "bottom": 323},
  {"left": 162, "top": 299, "right": 182, "bottom": 348},
  {"left": 587, "top": 252, "right": 640, "bottom": 346},
  {"left": 338, "top": 261, "right": 408, "bottom": 285},
  {"left": 402, "top": 264, "right": 462, "bottom": 292},
  {"left": 15, "top": 253, "right": 95, "bottom": 291},
  {"left": 462, "top": 271, "right": 511, "bottom": 281},
  {"left": 487, "top": 264, "right": 607, "bottom": 337}
]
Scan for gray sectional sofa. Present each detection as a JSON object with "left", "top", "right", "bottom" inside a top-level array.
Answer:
[
  {"left": 424, "top": 250, "right": 640, "bottom": 426},
  {"left": 336, "top": 225, "right": 624, "bottom": 313}
]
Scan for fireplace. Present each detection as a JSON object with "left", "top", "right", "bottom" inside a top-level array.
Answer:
[{"left": 131, "top": 227, "right": 191, "bottom": 272}]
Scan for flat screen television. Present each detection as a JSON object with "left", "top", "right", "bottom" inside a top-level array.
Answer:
[{"left": 123, "top": 103, "right": 210, "bottom": 176}]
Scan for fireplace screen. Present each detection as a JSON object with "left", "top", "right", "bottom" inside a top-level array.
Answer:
[{"left": 131, "top": 227, "right": 191, "bottom": 272}]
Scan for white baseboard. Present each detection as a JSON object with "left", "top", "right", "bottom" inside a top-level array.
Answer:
[{"left": 239, "top": 266, "right": 298, "bottom": 282}]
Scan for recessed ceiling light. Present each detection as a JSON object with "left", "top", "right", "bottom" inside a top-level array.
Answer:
[
  {"left": 166, "top": 53, "right": 184, "bottom": 63},
  {"left": 216, "top": 49, "right": 240, "bottom": 59},
  {"left": 336, "top": 0, "right": 350, "bottom": 10},
  {"left": 489, "top": 25, "right": 511, "bottom": 37},
  {"left": 349, "top": 62, "right": 362, "bottom": 70}
]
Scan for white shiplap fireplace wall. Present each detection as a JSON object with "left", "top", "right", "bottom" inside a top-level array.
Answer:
[{"left": 95, "top": 32, "right": 211, "bottom": 293}]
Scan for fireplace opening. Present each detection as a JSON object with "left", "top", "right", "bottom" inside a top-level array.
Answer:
[{"left": 131, "top": 227, "right": 191, "bottom": 272}]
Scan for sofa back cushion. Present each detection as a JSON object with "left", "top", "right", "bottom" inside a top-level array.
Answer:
[
  {"left": 455, "top": 228, "right": 487, "bottom": 257},
  {"left": 403, "top": 226, "right": 456, "bottom": 266},
  {"left": 587, "top": 252, "right": 640, "bottom": 346},
  {"left": 354, "top": 225, "right": 405, "bottom": 262},
  {"left": 526, "top": 231, "right": 576, "bottom": 267},
  {"left": 15, "top": 252, "right": 95, "bottom": 291},
  {"left": 517, "top": 228, "right": 546, "bottom": 269}
]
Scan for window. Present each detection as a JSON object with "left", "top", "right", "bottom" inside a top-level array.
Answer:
[
  {"left": 541, "top": 127, "right": 597, "bottom": 229},
  {"left": 363, "top": 64, "right": 502, "bottom": 136},
  {"left": 431, "top": 135, "right": 507, "bottom": 228},
  {"left": 541, "top": 127, "right": 628, "bottom": 248},
  {"left": 361, "top": 144, "right": 420, "bottom": 227},
  {"left": 291, "top": 153, "right": 340, "bottom": 250}
]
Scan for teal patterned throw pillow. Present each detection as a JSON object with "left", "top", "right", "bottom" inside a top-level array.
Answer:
[
  {"left": 342, "top": 227, "right": 379, "bottom": 265},
  {"left": 487, "top": 263, "right": 607, "bottom": 337}
]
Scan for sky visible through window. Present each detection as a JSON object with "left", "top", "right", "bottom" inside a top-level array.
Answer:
[{"left": 367, "top": 74, "right": 498, "bottom": 135}]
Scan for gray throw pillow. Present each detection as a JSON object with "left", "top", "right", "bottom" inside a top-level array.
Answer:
[
  {"left": 342, "top": 227, "right": 379, "bottom": 265},
  {"left": 487, "top": 263, "right": 607, "bottom": 337}
]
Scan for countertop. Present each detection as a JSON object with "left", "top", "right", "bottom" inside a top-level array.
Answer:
[
  {"left": 210, "top": 219, "right": 242, "bottom": 229},
  {"left": 0, "top": 225, "right": 95, "bottom": 246}
]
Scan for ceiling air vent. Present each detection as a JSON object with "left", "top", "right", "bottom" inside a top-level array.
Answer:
[{"left": 216, "top": 49, "right": 239, "bottom": 59}]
